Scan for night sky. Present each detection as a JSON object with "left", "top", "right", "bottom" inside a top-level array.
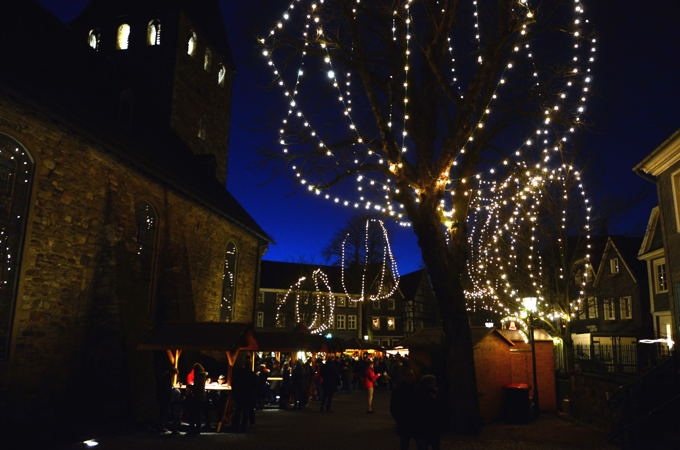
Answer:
[{"left": 40, "top": 1, "right": 680, "bottom": 275}]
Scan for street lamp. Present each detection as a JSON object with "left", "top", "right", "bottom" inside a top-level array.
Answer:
[{"left": 522, "top": 296, "right": 540, "bottom": 418}]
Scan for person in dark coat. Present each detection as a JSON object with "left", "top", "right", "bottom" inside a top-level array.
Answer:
[
  {"left": 390, "top": 366, "right": 419, "bottom": 450},
  {"left": 413, "top": 374, "right": 446, "bottom": 450},
  {"left": 319, "top": 356, "right": 341, "bottom": 411},
  {"left": 231, "top": 360, "right": 258, "bottom": 432},
  {"left": 186, "top": 362, "right": 208, "bottom": 434}
]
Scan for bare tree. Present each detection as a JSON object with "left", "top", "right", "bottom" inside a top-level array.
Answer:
[{"left": 261, "top": 0, "right": 595, "bottom": 433}]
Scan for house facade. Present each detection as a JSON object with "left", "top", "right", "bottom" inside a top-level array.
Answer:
[
  {"left": 634, "top": 129, "right": 680, "bottom": 348},
  {"left": 570, "top": 236, "right": 653, "bottom": 373},
  {"left": 637, "top": 206, "right": 674, "bottom": 351},
  {"left": 0, "top": 0, "right": 269, "bottom": 441}
]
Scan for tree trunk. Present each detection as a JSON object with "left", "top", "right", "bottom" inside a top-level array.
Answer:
[{"left": 411, "top": 212, "right": 481, "bottom": 435}]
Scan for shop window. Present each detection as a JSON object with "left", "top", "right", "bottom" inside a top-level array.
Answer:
[{"left": 0, "top": 134, "right": 33, "bottom": 360}]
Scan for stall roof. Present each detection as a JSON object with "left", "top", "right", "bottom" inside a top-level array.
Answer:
[
  {"left": 137, "top": 322, "right": 342, "bottom": 353},
  {"left": 137, "top": 322, "right": 257, "bottom": 352},
  {"left": 254, "top": 330, "right": 341, "bottom": 353},
  {"left": 398, "top": 327, "right": 516, "bottom": 349}
]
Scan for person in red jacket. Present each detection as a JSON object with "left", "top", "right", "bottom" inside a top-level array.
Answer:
[{"left": 364, "top": 360, "right": 381, "bottom": 413}]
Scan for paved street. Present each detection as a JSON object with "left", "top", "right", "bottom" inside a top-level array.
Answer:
[{"left": 58, "top": 387, "right": 618, "bottom": 450}]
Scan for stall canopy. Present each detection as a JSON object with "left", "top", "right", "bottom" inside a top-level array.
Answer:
[
  {"left": 137, "top": 322, "right": 257, "bottom": 353},
  {"left": 138, "top": 322, "right": 257, "bottom": 385}
]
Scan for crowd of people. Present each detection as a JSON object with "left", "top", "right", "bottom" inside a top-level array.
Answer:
[{"left": 156, "top": 352, "right": 445, "bottom": 449}]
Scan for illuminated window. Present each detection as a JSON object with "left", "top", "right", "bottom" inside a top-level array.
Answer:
[
  {"left": 587, "top": 297, "right": 598, "bottom": 319},
  {"left": 116, "top": 23, "right": 130, "bottom": 50},
  {"left": 87, "top": 29, "right": 101, "bottom": 51},
  {"left": 387, "top": 316, "right": 396, "bottom": 330},
  {"left": 620, "top": 296, "right": 632, "bottom": 319},
  {"left": 204, "top": 48, "right": 212, "bottom": 71},
  {"left": 336, "top": 314, "right": 346, "bottom": 330},
  {"left": 256, "top": 311, "right": 264, "bottom": 328},
  {"left": 0, "top": 134, "right": 34, "bottom": 361},
  {"left": 603, "top": 298, "right": 616, "bottom": 321},
  {"left": 187, "top": 31, "right": 197, "bottom": 56},
  {"left": 609, "top": 258, "right": 619, "bottom": 274},
  {"left": 218, "top": 63, "right": 226, "bottom": 86},
  {"left": 220, "top": 242, "right": 238, "bottom": 322},
  {"left": 654, "top": 259, "right": 668, "bottom": 293},
  {"left": 347, "top": 314, "right": 357, "bottom": 330},
  {"left": 147, "top": 19, "right": 161, "bottom": 46},
  {"left": 371, "top": 316, "right": 381, "bottom": 330}
]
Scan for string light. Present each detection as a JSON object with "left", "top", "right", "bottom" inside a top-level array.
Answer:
[{"left": 260, "top": 0, "right": 597, "bottom": 327}]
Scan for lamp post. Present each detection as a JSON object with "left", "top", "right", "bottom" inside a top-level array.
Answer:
[{"left": 522, "top": 296, "right": 540, "bottom": 419}]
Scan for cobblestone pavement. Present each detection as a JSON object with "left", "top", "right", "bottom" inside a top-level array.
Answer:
[{"left": 58, "top": 387, "right": 619, "bottom": 450}]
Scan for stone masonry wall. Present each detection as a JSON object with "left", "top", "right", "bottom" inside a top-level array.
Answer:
[{"left": 0, "top": 92, "right": 260, "bottom": 433}]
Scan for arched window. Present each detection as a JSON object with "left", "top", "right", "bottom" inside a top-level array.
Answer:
[
  {"left": 217, "top": 63, "right": 226, "bottom": 86},
  {"left": 116, "top": 23, "right": 130, "bottom": 50},
  {"left": 0, "top": 134, "right": 34, "bottom": 360},
  {"left": 203, "top": 48, "right": 211, "bottom": 71},
  {"left": 187, "top": 31, "right": 197, "bottom": 56},
  {"left": 135, "top": 201, "right": 158, "bottom": 306},
  {"left": 146, "top": 19, "right": 161, "bottom": 46},
  {"left": 87, "top": 29, "right": 101, "bottom": 51},
  {"left": 220, "top": 242, "right": 238, "bottom": 322}
]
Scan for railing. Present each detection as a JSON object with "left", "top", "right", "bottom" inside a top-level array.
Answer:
[
  {"left": 573, "top": 342, "right": 671, "bottom": 374},
  {"left": 607, "top": 352, "right": 680, "bottom": 448}
]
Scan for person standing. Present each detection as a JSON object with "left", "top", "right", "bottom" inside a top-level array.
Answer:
[
  {"left": 413, "top": 374, "right": 445, "bottom": 450},
  {"left": 364, "top": 360, "right": 381, "bottom": 413},
  {"left": 390, "top": 367, "right": 418, "bottom": 450},
  {"left": 186, "top": 362, "right": 208, "bottom": 434},
  {"left": 319, "top": 356, "right": 341, "bottom": 411},
  {"left": 231, "top": 360, "right": 258, "bottom": 432}
]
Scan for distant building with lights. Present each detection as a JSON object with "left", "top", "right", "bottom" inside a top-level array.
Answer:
[
  {"left": 257, "top": 260, "right": 406, "bottom": 349},
  {"left": 0, "top": 0, "right": 270, "bottom": 442}
]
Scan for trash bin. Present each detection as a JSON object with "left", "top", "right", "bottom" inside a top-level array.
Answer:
[{"left": 503, "top": 383, "right": 530, "bottom": 424}]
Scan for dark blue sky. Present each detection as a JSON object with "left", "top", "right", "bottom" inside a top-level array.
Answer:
[{"left": 40, "top": 1, "right": 680, "bottom": 274}]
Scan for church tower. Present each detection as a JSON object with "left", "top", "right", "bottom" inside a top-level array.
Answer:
[{"left": 71, "top": 0, "right": 234, "bottom": 185}]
